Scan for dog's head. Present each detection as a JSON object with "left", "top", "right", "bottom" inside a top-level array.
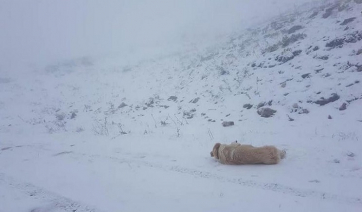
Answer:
[{"left": 210, "top": 143, "right": 221, "bottom": 159}]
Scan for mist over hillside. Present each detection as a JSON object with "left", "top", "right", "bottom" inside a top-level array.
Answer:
[{"left": 1, "top": 0, "right": 314, "bottom": 72}]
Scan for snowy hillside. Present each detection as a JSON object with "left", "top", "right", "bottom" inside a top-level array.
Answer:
[{"left": 1, "top": 0, "right": 362, "bottom": 211}]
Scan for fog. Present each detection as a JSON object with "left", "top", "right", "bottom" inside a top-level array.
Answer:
[{"left": 0, "top": 0, "right": 316, "bottom": 71}]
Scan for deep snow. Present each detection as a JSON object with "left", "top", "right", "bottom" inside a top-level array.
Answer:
[{"left": 1, "top": 0, "right": 362, "bottom": 211}]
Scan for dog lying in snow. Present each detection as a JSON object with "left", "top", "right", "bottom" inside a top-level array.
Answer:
[{"left": 210, "top": 141, "right": 286, "bottom": 165}]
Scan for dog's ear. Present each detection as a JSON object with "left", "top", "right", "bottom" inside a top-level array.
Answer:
[{"left": 212, "top": 143, "right": 221, "bottom": 159}]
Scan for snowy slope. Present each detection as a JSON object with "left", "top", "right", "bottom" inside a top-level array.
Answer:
[{"left": 1, "top": 0, "right": 362, "bottom": 211}]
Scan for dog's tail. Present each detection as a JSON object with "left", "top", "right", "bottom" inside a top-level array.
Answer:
[{"left": 280, "top": 149, "right": 287, "bottom": 159}]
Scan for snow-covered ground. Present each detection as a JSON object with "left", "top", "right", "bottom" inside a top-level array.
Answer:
[{"left": 1, "top": 0, "right": 362, "bottom": 211}]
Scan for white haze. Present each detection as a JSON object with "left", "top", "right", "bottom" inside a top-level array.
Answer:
[{"left": 0, "top": 0, "right": 316, "bottom": 72}]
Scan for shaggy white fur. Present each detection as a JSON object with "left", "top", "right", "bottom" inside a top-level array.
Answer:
[{"left": 211, "top": 142, "right": 286, "bottom": 165}]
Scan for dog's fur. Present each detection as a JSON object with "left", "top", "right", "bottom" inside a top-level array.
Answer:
[{"left": 210, "top": 141, "right": 286, "bottom": 165}]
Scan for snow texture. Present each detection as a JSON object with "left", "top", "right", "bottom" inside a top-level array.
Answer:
[{"left": 1, "top": 0, "right": 362, "bottom": 211}]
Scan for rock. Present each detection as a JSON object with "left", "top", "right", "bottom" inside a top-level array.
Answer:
[
  {"left": 257, "top": 102, "right": 266, "bottom": 109},
  {"left": 292, "top": 103, "right": 299, "bottom": 108},
  {"left": 118, "top": 102, "right": 128, "bottom": 108},
  {"left": 317, "top": 55, "right": 329, "bottom": 60},
  {"left": 326, "top": 38, "right": 344, "bottom": 48},
  {"left": 357, "top": 65, "right": 362, "bottom": 72},
  {"left": 333, "top": 159, "right": 340, "bottom": 163},
  {"left": 287, "top": 25, "right": 303, "bottom": 34},
  {"left": 168, "top": 96, "right": 178, "bottom": 101},
  {"left": 328, "top": 115, "right": 332, "bottom": 119},
  {"left": 70, "top": 112, "right": 77, "bottom": 119},
  {"left": 222, "top": 121, "right": 234, "bottom": 127},
  {"left": 326, "top": 31, "right": 362, "bottom": 49},
  {"left": 299, "top": 109, "right": 309, "bottom": 114},
  {"left": 280, "top": 82, "right": 287, "bottom": 88},
  {"left": 347, "top": 151, "right": 355, "bottom": 157},
  {"left": 287, "top": 115, "right": 294, "bottom": 121},
  {"left": 314, "top": 93, "right": 340, "bottom": 106},
  {"left": 301, "top": 73, "right": 311, "bottom": 79},
  {"left": 243, "top": 104, "right": 253, "bottom": 109},
  {"left": 339, "top": 103, "right": 347, "bottom": 111},
  {"left": 315, "top": 68, "right": 324, "bottom": 73},
  {"left": 313, "top": 46, "right": 319, "bottom": 51},
  {"left": 189, "top": 97, "right": 200, "bottom": 104},
  {"left": 257, "top": 108, "right": 277, "bottom": 118},
  {"left": 340, "top": 17, "right": 356, "bottom": 25},
  {"left": 322, "top": 4, "right": 338, "bottom": 18}
]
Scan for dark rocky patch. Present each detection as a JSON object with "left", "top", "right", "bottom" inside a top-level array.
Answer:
[
  {"left": 222, "top": 121, "right": 234, "bottom": 127},
  {"left": 356, "top": 65, "right": 362, "bottom": 72},
  {"left": 313, "top": 46, "right": 319, "bottom": 51},
  {"left": 316, "top": 55, "right": 329, "bottom": 60},
  {"left": 315, "top": 68, "right": 324, "bottom": 73},
  {"left": 328, "top": 115, "right": 332, "bottom": 119},
  {"left": 339, "top": 103, "right": 347, "bottom": 111},
  {"left": 287, "top": 25, "right": 303, "bottom": 34},
  {"left": 270, "top": 21, "right": 284, "bottom": 30},
  {"left": 281, "top": 34, "right": 307, "bottom": 47},
  {"left": 340, "top": 17, "right": 356, "bottom": 25},
  {"left": 326, "top": 31, "right": 362, "bottom": 49},
  {"left": 257, "top": 108, "right": 277, "bottom": 118},
  {"left": 314, "top": 93, "right": 340, "bottom": 106},
  {"left": 167, "top": 96, "right": 178, "bottom": 101},
  {"left": 1, "top": 147, "right": 12, "bottom": 151},
  {"left": 257, "top": 102, "right": 266, "bottom": 109},
  {"left": 189, "top": 97, "right": 200, "bottom": 104},
  {"left": 70, "top": 112, "right": 77, "bottom": 119},
  {"left": 243, "top": 104, "right": 253, "bottom": 109},
  {"left": 275, "top": 50, "right": 302, "bottom": 64},
  {"left": 118, "top": 102, "right": 128, "bottom": 108},
  {"left": 301, "top": 73, "right": 311, "bottom": 79},
  {"left": 183, "top": 109, "right": 196, "bottom": 119},
  {"left": 322, "top": 4, "right": 339, "bottom": 18}
]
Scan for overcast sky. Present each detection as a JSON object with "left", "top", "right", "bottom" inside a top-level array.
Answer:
[{"left": 0, "top": 0, "right": 316, "bottom": 71}]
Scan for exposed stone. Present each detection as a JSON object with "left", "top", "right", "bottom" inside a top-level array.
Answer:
[
  {"left": 314, "top": 93, "right": 340, "bottom": 106},
  {"left": 189, "top": 97, "right": 200, "bottom": 104},
  {"left": 222, "top": 121, "right": 235, "bottom": 127},
  {"left": 340, "top": 17, "right": 356, "bottom": 25},
  {"left": 347, "top": 151, "right": 355, "bottom": 157},
  {"left": 257, "top": 108, "right": 277, "bottom": 118},
  {"left": 168, "top": 96, "right": 178, "bottom": 101},
  {"left": 287, "top": 25, "right": 303, "bottom": 34},
  {"left": 257, "top": 102, "right": 266, "bottom": 109},
  {"left": 292, "top": 103, "right": 299, "bottom": 108},
  {"left": 118, "top": 102, "right": 128, "bottom": 108},
  {"left": 339, "top": 103, "right": 347, "bottom": 111},
  {"left": 328, "top": 115, "right": 332, "bottom": 119},
  {"left": 243, "top": 104, "right": 253, "bottom": 109},
  {"left": 301, "top": 73, "right": 311, "bottom": 79}
]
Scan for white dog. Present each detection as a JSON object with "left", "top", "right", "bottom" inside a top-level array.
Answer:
[{"left": 210, "top": 141, "right": 286, "bottom": 165}]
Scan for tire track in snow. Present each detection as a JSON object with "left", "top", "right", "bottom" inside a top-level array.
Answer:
[
  {"left": 5, "top": 145, "right": 362, "bottom": 207},
  {"left": 0, "top": 173, "right": 103, "bottom": 212},
  {"left": 69, "top": 151, "right": 362, "bottom": 206}
]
